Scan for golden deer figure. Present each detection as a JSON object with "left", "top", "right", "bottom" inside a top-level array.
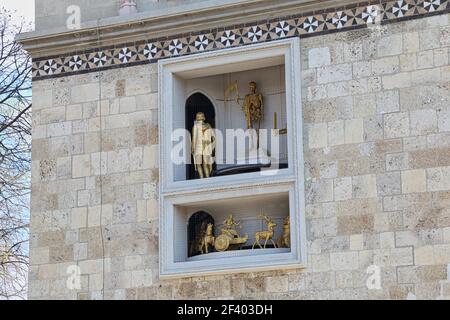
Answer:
[
  {"left": 201, "top": 223, "right": 215, "bottom": 254},
  {"left": 252, "top": 215, "right": 277, "bottom": 249}
]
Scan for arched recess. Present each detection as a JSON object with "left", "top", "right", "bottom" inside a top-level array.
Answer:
[
  {"left": 187, "top": 211, "right": 215, "bottom": 257},
  {"left": 185, "top": 92, "right": 216, "bottom": 180}
]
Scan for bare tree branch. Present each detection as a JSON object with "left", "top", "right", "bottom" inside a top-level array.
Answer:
[{"left": 0, "top": 7, "right": 32, "bottom": 300}]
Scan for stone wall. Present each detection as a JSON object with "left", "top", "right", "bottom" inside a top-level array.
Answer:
[
  {"left": 35, "top": 0, "right": 215, "bottom": 31},
  {"left": 29, "top": 13, "right": 450, "bottom": 299}
]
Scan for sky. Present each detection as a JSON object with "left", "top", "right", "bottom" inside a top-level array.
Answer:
[{"left": 1, "top": 0, "right": 35, "bottom": 28}]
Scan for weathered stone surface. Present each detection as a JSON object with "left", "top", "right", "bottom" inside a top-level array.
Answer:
[{"left": 28, "top": 14, "right": 450, "bottom": 300}]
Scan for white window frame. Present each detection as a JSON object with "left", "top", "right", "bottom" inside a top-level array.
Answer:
[{"left": 158, "top": 38, "right": 307, "bottom": 278}]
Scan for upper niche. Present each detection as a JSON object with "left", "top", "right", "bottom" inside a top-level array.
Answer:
[{"left": 174, "top": 63, "right": 289, "bottom": 182}]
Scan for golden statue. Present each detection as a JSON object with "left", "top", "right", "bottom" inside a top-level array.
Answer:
[
  {"left": 214, "top": 215, "right": 248, "bottom": 252},
  {"left": 252, "top": 214, "right": 277, "bottom": 249},
  {"left": 191, "top": 112, "right": 216, "bottom": 178},
  {"left": 243, "top": 81, "right": 264, "bottom": 130},
  {"left": 276, "top": 216, "right": 290, "bottom": 248},
  {"left": 224, "top": 81, "right": 264, "bottom": 130},
  {"left": 221, "top": 214, "right": 241, "bottom": 238},
  {"left": 201, "top": 223, "right": 215, "bottom": 254}
]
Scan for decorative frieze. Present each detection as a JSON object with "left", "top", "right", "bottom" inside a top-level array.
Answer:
[{"left": 32, "top": 0, "right": 450, "bottom": 80}]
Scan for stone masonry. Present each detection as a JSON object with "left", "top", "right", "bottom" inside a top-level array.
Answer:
[{"left": 29, "top": 14, "right": 450, "bottom": 299}]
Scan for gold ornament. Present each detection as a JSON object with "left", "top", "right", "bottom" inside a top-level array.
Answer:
[
  {"left": 276, "top": 216, "right": 290, "bottom": 248},
  {"left": 191, "top": 112, "right": 216, "bottom": 178},
  {"left": 252, "top": 214, "right": 277, "bottom": 249}
]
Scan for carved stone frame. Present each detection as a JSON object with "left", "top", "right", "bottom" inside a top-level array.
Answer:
[{"left": 159, "top": 38, "right": 307, "bottom": 278}]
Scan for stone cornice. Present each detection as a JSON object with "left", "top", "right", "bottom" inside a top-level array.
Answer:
[
  {"left": 26, "top": 0, "right": 450, "bottom": 80},
  {"left": 18, "top": 0, "right": 359, "bottom": 58}
]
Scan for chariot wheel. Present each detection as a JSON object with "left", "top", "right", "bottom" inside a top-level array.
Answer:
[{"left": 214, "top": 235, "right": 230, "bottom": 252}]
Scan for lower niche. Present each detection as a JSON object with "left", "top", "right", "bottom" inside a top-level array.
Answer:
[{"left": 180, "top": 192, "right": 291, "bottom": 261}]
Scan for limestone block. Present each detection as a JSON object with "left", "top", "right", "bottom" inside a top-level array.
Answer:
[
  {"left": 119, "top": 96, "right": 137, "bottom": 114},
  {"left": 72, "top": 154, "right": 91, "bottom": 178},
  {"left": 30, "top": 247, "right": 50, "bottom": 265},
  {"left": 444, "top": 227, "right": 450, "bottom": 243},
  {"left": 433, "top": 244, "right": 450, "bottom": 264},
  {"left": 399, "top": 53, "right": 417, "bottom": 72},
  {"left": 87, "top": 206, "right": 101, "bottom": 227},
  {"left": 410, "top": 109, "right": 437, "bottom": 136},
  {"left": 379, "top": 232, "right": 395, "bottom": 249},
  {"left": 82, "top": 101, "right": 99, "bottom": 119},
  {"left": 337, "top": 215, "right": 374, "bottom": 235},
  {"left": 414, "top": 246, "right": 435, "bottom": 265},
  {"left": 137, "top": 199, "right": 147, "bottom": 222},
  {"left": 376, "top": 90, "right": 399, "bottom": 114},
  {"left": 382, "top": 73, "right": 411, "bottom": 90},
  {"left": 352, "top": 174, "right": 377, "bottom": 198},
  {"left": 434, "top": 48, "right": 449, "bottom": 67},
  {"left": 384, "top": 112, "right": 410, "bottom": 138},
  {"left": 334, "top": 177, "right": 352, "bottom": 201},
  {"left": 41, "top": 106, "right": 66, "bottom": 124},
  {"left": 125, "top": 255, "right": 143, "bottom": 271},
  {"left": 353, "top": 61, "right": 373, "bottom": 79},
  {"left": 411, "top": 68, "right": 441, "bottom": 86},
  {"left": 131, "top": 269, "right": 153, "bottom": 288},
  {"left": 377, "top": 34, "right": 403, "bottom": 57},
  {"left": 437, "top": 107, "right": 450, "bottom": 132},
  {"left": 33, "top": 89, "right": 53, "bottom": 110},
  {"left": 420, "top": 28, "right": 441, "bottom": 50},
  {"left": 403, "top": 136, "right": 427, "bottom": 151},
  {"left": 71, "top": 83, "right": 100, "bottom": 103},
  {"left": 344, "top": 119, "right": 364, "bottom": 144},
  {"left": 317, "top": 63, "right": 352, "bottom": 84},
  {"left": 353, "top": 94, "right": 376, "bottom": 118},
  {"left": 79, "top": 259, "right": 103, "bottom": 275},
  {"left": 372, "top": 56, "right": 400, "bottom": 75},
  {"left": 107, "top": 149, "right": 130, "bottom": 173},
  {"left": 311, "top": 254, "right": 331, "bottom": 272},
  {"left": 74, "top": 242, "right": 88, "bottom": 261},
  {"left": 146, "top": 199, "right": 159, "bottom": 222},
  {"left": 343, "top": 41, "right": 363, "bottom": 62},
  {"left": 265, "top": 276, "right": 289, "bottom": 293},
  {"left": 364, "top": 115, "right": 384, "bottom": 141},
  {"left": 330, "top": 252, "right": 359, "bottom": 270},
  {"left": 307, "top": 85, "right": 327, "bottom": 101},
  {"left": 403, "top": 32, "right": 420, "bottom": 53},
  {"left": 427, "top": 166, "right": 450, "bottom": 191},
  {"left": 306, "top": 179, "right": 334, "bottom": 203},
  {"left": 104, "top": 114, "right": 130, "bottom": 130},
  {"left": 89, "top": 274, "right": 104, "bottom": 292},
  {"left": 47, "top": 121, "right": 72, "bottom": 137},
  {"left": 65, "top": 230, "right": 79, "bottom": 245},
  {"left": 349, "top": 234, "right": 364, "bottom": 251},
  {"left": 377, "top": 172, "right": 401, "bottom": 196},
  {"left": 401, "top": 169, "right": 427, "bottom": 194},
  {"left": 417, "top": 50, "right": 434, "bottom": 69},
  {"left": 71, "top": 207, "right": 87, "bottom": 229},
  {"left": 373, "top": 247, "right": 413, "bottom": 267},
  {"left": 308, "top": 47, "right": 331, "bottom": 68},
  {"left": 328, "top": 120, "right": 345, "bottom": 146},
  {"left": 126, "top": 76, "right": 153, "bottom": 96}
]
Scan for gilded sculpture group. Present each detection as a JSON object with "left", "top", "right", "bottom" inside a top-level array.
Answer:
[
  {"left": 191, "top": 81, "right": 264, "bottom": 178},
  {"left": 197, "top": 214, "right": 290, "bottom": 254},
  {"left": 191, "top": 81, "right": 290, "bottom": 255}
]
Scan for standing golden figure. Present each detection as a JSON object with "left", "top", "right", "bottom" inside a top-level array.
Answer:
[
  {"left": 242, "top": 81, "right": 264, "bottom": 130},
  {"left": 191, "top": 112, "right": 216, "bottom": 178},
  {"left": 224, "top": 81, "right": 264, "bottom": 130},
  {"left": 214, "top": 214, "right": 248, "bottom": 252}
]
